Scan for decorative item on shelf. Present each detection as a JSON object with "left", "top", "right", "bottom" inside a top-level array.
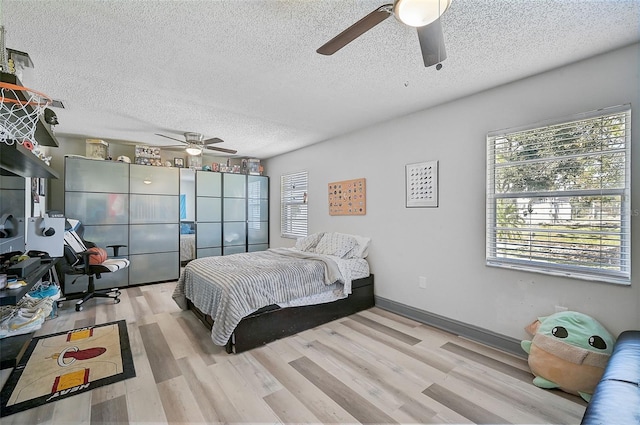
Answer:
[
  {"left": 248, "top": 158, "right": 261, "bottom": 175},
  {"left": 406, "top": 160, "right": 438, "bottom": 207},
  {"left": 328, "top": 178, "right": 366, "bottom": 216},
  {"left": 134, "top": 145, "right": 162, "bottom": 166},
  {"left": 174, "top": 157, "right": 184, "bottom": 168},
  {"left": 86, "top": 139, "right": 109, "bottom": 160},
  {"left": 211, "top": 163, "right": 220, "bottom": 172},
  {"left": 187, "top": 154, "right": 201, "bottom": 169}
]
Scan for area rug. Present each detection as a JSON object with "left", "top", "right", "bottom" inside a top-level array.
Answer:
[{"left": 0, "top": 320, "right": 135, "bottom": 417}]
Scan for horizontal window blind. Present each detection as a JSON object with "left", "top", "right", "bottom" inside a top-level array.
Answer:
[
  {"left": 486, "top": 105, "right": 631, "bottom": 284},
  {"left": 281, "top": 171, "right": 308, "bottom": 238}
]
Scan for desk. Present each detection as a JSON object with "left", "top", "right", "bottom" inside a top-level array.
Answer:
[{"left": 0, "top": 259, "right": 58, "bottom": 369}]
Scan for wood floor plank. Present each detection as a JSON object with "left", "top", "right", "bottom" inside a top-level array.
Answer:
[
  {"left": 289, "top": 355, "right": 398, "bottom": 424},
  {"left": 91, "top": 393, "right": 129, "bottom": 424},
  {"left": 228, "top": 351, "right": 282, "bottom": 398},
  {"left": 175, "top": 356, "right": 224, "bottom": 423},
  {"left": 449, "top": 367, "right": 585, "bottom": 424},
  {"left": 349, "top": 313, "right": 422, "bottom": 345},
  {"left": 263, "top": 387, "right": 322, "bottom": 424},
  {"left": 138, "top": 322, "right": 181, "bottom": 383},
  {"left": 341, "top": 317, "right": 458, "bottom": 374},
  {"left": 155, "top": 312, "right": 198, "bottom": 360},
  {"left": 174, "top": 312, "right": 223, "bottom": 365},
  {"left": 125, "top": 386, "right": 168, "bottom": 425},
  {"left": 157, "top": 375, "right": 206, "bottom": 424},
  {"left": 209, "top": 357, "right": 281, "bottom": 424},
  {"left": 252, "top": 345, "right": 359, "bottom": 424},
  {"left": 51, "top": 390, "right": 93, "bottom": 424},
  {"left": 441, "top": 341, "right": 534, "bottom": 383},
  {"left": 90, "top": 380, "right": 126, "bottom": 406},
  {"left": 423, "top": 383, "right": 511, "bottom": 425},
  {"left": 318, "top": 323, "right": 436, "bottom": 392}
]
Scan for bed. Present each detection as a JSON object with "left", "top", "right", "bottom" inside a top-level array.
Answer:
[{"left": 172, "top": 232, "right": 374, "bottom": 353}]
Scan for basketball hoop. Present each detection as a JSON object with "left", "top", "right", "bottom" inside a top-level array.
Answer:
[{"left": 0, "top": 81, "right": 52, "bottom": 147}]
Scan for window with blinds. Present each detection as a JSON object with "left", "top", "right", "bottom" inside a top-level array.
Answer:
[
  {"left": 281, "top": 171, "right": 308, "bottom": 238},
  {"left": 486, "top": 105, "right": 631, "bottom": 285}
]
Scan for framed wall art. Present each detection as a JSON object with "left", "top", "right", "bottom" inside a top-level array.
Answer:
[
  {"left": 328, "top": 178, "right": 366, "bottom": 216},
  {"left": 406, "top": 160, "right": 438, "bottom": 207}
]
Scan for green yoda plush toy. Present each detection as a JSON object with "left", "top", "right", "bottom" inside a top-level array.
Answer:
[{"left": 521, "top": 311, "right": 615, "bottom": 402}]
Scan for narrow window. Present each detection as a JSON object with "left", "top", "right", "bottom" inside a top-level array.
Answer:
[{"left": 280, "top": 171, "right": 308, "bottom": 238}]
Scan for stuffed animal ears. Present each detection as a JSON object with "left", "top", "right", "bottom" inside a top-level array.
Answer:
[{"left": 524, "top": 318, "right": 543, "bottom": 336}]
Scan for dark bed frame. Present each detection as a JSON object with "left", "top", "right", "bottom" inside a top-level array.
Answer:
[{"left": 187, "top": 274, "right": 375, "bottom": 353}]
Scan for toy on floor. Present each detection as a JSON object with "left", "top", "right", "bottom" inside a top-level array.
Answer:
[{"left": 521, "top": 311, "right": 615, "bottom": 402}]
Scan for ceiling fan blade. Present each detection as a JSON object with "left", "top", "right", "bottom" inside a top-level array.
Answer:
[
  {"left": 205, "top": 146, "right": 237, "bottom": 155},
  {"left": 155, "top": 133, "right": 186, "bottom": 144},
  {"left": 203, "top": 137, "right": 224, "bottom": 145},
  {"left": 416, "top": 18, "right": 447, "bottom": 67},
  {"left": 316, "top": 4, "right": 393, "bottom": 55}
]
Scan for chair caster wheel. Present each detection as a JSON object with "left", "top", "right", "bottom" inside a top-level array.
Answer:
[
  {"left": 76, "top": 304, "right": 83, "bottom": 312},
  {"left": 115, "top": 291, "right": 121, "bottom": 296},
  {"left": 57, "top": 301, "right": 63, "bottom": 309}
]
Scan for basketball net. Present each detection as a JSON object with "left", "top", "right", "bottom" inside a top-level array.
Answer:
[
  {"left": 0, "top": 23, "right": 51, "bottom": 148},
  {"left": 0, "top": 82, "right": 51, "bottom": 147}
]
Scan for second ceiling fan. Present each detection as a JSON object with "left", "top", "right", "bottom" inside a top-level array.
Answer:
[
  {"left": 317, "top": 0, "right": 452, "bottom": 68},
  {"left": 155, "top": 132, "right": 237, "bottom": 155}
]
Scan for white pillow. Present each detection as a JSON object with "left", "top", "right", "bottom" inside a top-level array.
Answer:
[
  {"left": 294, "top": 232, "right": 325, "bottom": 252},
  {"left": 314, "top": 232, "right": 357, "bottom": 258},
  {"left": 336, "top": 232, "right": 371, "bottom": 258}
]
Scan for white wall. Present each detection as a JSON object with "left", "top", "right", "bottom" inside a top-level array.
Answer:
[{"left": 265, "top": 43, "right": 640, "bottom": 340}]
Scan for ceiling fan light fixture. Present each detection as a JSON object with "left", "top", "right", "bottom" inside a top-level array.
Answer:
[
  {"left": 185, "top": 144, "right": 202, "bottom": 156},
  {"left": 393, "top": 0, "right": 451, "bottom": 27}
]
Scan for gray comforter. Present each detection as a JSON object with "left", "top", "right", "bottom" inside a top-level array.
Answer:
[{"left": 172, "top": 248, "right": 346, "bottom": 345}]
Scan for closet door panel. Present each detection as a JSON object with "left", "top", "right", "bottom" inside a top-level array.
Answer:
[
  {"left": 80, "top": 224, "right": 129, "bottom": 256},
  {"left": 248, "top": 221, "right": 268, "bottom": 245},
  {"left": 129, "top": 252, "right": 179, "bottom": 284},
  {"left": 130, "top": 165, "right": 179, "bottom": 194},
  {"left": 65, "top": 192, "right": 129, "bottom": 225},
  {"left": 223, "top": 173, "right": 246, "bottom": 198},
  {"left": 197, "top": 247, "right": 222, "bottom": 258},
  {"left": 197, "top": 197, "right": 222, "bottom": 222},
  {"left": 223, "top": 222, "right": 246, "bottom": 248},
  {"left": 129, "top": 223, "right": 179, "bottom": 254},
  {"left": 65, "top": 158, "right": 129, "bottom": 193},
  {"left": 196, "top": 171, "right": 221, "bottom": 197},
  {"left": 196, "top": 222, "right": 222, "bottom": 248},
  {"left": 130, "top": 194, "right": 179, "bottom": 224},
  {"left": 248, "top": 175, "right": 268, "bottom": 199},
  {"left": 223, "top": 198, "right": 246, "bottom": 222}
]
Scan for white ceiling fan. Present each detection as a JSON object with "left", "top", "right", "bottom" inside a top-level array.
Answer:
[
  {"left": 155, "top": 132, "right": 237, "bottom": 155},
  {"left": 317, "top": 0, "right": 452, "bottom": 68}
]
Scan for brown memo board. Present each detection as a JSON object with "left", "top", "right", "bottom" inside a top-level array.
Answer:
[{"left": 328, "top": 178, "right": 366, "bottom": 216}]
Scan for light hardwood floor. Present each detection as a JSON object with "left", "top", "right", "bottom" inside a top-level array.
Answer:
[{"left": 1, "top": 281, "right": 587, "bottom": 424}]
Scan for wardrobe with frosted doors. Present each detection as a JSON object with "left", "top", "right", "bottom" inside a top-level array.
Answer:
[
  {"left": 64, "top": 157, "right": 180, "bottom": 293},
  {"left": 182, "top": 170, "right": 268, "bottom": 260}
]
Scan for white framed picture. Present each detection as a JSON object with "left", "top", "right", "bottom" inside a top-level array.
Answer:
[{"left": 406, "top": 160, "right": 438, "bottom": 207}]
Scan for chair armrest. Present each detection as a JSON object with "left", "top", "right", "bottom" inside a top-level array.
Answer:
[{"left": 106, "top": 244, "right": 127, "bottom": 257}]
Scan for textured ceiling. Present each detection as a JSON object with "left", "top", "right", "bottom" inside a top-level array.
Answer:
[{"left": 2, "top": 0, "right": 639, "bottom": 159}]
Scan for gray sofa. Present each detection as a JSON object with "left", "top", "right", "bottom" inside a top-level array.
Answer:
[{"left": 580, "top": 330, "right": 640, "bottom": 425}]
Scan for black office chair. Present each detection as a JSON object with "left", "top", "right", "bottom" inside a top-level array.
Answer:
[{"left": 55, "top": 219, "right": 129, "bottom": 312}]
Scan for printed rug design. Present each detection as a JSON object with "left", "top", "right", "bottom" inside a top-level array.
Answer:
[{"left": 0, "top": 320, "right": 135, "bottom": 417}]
